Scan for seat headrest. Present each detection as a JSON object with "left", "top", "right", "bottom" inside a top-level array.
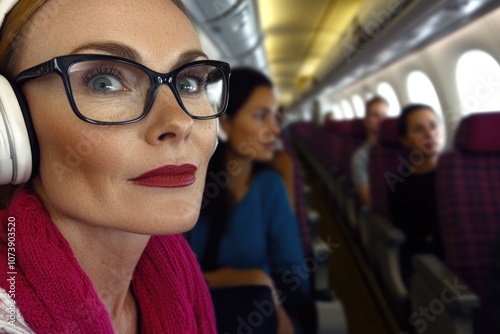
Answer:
[
  {"left": 338, "top": 120, "right": 353, "bottom": 135},
  {"left": 323, "top": 120, "right": 338, "bottom": 132},
  {"left": 455, "top": 112, "right": 500, "bottom": 153},
  {"left": 378, "top": 118, "right": 400, "bottom": 146},
  {"left": 351, "top": 119, "right": 367, "bottom": 137}
]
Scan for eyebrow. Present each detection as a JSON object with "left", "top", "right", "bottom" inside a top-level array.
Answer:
[
  {"left": 71, "top": 42, "right": 143, "bottom": 62},
  {"left": 170, "top": 50, "right": 209, "bottom": 69},
  {"left": 70, "top": 41, "right": 209, "bottom": 70}
]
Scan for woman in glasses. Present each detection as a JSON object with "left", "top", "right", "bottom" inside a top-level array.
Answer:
[
  {"left": 0, "top": 0, "right": 228, "bottom": 333},
  {"left": 186, "top": 68, "right": 310, "bottom": 334}
]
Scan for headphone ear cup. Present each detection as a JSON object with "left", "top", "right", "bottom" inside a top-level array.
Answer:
[{"left": 0, "top": 75, "right": 34, "bottom": 185}]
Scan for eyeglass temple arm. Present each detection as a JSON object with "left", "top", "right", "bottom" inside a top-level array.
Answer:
[{"left": 14, "top": 59, "right": 59, "bottom": 85}]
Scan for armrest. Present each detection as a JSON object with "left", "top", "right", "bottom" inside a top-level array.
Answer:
[
  {"left": 410, "top": 254, "right": 480, "bottom": 334},
  {"left": 412, "top": 254, "right": 480, "bottom": 314},
  {"left": 311, "top": 236, "right": 334, "bottom": 300},
  {"left": 360, "top": 212, "right": 407, "bottom": 301},
  {"left": 307, "top": 209, "right": 320, "bottom": 239}
]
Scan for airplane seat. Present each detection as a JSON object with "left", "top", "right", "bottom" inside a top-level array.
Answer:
[
  {"left": 347, "top": 119, "right": 368, "bottom": 181},
  {"left": 322, "top": 120, "right": 351, "bottom": 174},
  {"left": 333, "top": 120, "right": 367, "bottom": 231},
  {"left": 410, "top": 254, "right": 480, "bottom": 334},
  {"left": 210, "top": 285, "right": 278, "bottom": 333},
  {"left": 309, "top": 121, "right": 353, "bottom": 220},
  {"left": 436, "top": 111, "right": 500, "bottom": 334},
  {"left": 307, "top": 122, "right": 334, "bottom": 169},
  {"left": 337, "top": 120, "right": 358, "bottom": 177},
  {"left": 279, "top": 132, "right": 312, "bottom": 258},
  {"left": 368, "top": 118, "right": 409, "bottom": 217},
  {"left": 280, "top": 130, "right": 349, "bottom": 334},
  {"left": 489, "top": 231, "right": 500, "bottom": 333},
  {"left": 290, "top": 121, "right": 316, "bottom": 149},
  {"left": 359, "top": 118, "right": 412, "bottom": 325}
]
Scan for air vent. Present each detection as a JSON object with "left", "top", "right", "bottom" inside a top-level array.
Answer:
[{"left": 185, "top": 0, "right": 268, "bottom": 70}]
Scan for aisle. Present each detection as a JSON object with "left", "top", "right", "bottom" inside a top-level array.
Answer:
[{"left": 305, "top": 173, "right": 393, "bottom": 334}]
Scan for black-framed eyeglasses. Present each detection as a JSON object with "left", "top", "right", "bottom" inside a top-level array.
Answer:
[{"left": 14, "top": 54, "right": 231, "bottom": 125}]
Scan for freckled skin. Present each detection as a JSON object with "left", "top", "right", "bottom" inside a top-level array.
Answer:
[{"left": 17, "top": 0, "right": 217, "bottom": 234}]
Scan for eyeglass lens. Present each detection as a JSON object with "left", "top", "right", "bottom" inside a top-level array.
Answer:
[{"left": 68, "top": 60, "right": 226, "bottom": 122}]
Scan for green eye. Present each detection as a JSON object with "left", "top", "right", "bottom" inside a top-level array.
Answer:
[
  {"left": 89, "top": 76, "right": 123, "bottom": 92},
  {"left": 177, "top": 78, "right": 199, "bottom": 94}
]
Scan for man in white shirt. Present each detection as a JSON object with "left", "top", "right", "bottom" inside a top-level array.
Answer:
[{"left": 351, "top": 96, "right": 388, "bottom": 206}]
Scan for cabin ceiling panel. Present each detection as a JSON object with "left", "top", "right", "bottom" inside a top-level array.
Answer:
[{"left": 258, "top": 0, "right": 364, "bottom": 105}]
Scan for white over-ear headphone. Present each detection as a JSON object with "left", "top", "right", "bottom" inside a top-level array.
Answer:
[{"left": 0, "top": 0, "right": 37, "bottom": 185}]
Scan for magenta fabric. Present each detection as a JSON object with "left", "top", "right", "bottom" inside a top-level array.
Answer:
[
  {"left": 369, "top": 119, "right": 410, "bottom": 217},
  {"left": 0, "top": 186, "right": 216, "bottom": 334},
  {"left": 436, "top": 113, "right": 500, "bottom": 333},
  {"left": 454, "top": 112, "right": 500, "bottom": 153},
  {"left": 281, "top": 133, "right": 312, "bottom": 258},
  {"left": 378, "top": 118, "right": 400, "bottom": 147}
]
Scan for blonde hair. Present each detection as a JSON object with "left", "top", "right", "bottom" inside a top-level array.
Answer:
[
  {"left": 0, "top": 0, "right": 188, "bottom": 79},
  {"left": 0, "top": 0, "right": 46, "bottom": 79}
]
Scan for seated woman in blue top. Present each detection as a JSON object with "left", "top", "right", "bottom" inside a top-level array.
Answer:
[{"left": 186, "top": 68, "right": 308, "bottom": 334}]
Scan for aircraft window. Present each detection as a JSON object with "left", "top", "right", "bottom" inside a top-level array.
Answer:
[
  {"left": 456, "top": 50, "right": 500, "bottom": 115},
  {"left": 340, "top": 99, "right": 355, "bottom": 120},
  {"left": 406, "top": 71, "right": 443, "bottom": 117},
  {"left": 377, "top": 82, "right": 401, "bottom": 117},
  {"left": 332, "top": 103, "right": 344, "bottom": 120},
  {"left": 351, "top": 94, "right": 365, "bottom": 118}
]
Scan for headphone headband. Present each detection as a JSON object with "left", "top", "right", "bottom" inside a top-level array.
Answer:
[
  {"left": 0, "top": 0, "right": 19, "bottom": 30},
  {"left": 0, "top": 0, "right": 36, "bottom": 185}
]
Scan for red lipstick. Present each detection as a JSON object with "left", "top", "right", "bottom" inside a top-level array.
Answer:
[{"left": 131, "top": 164, "right": 197, "bottom": 188}]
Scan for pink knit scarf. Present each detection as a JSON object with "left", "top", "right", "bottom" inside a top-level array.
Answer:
[{"left": 0, "top": 186, "right": 216, "bottom": 333}]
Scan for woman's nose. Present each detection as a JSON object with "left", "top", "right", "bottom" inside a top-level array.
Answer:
[
  {"left": 144, "top": 86, "right": 194, "bottom": 144},
  {"left": 268, "top": 116, "right": 281, "bottom": 134}
]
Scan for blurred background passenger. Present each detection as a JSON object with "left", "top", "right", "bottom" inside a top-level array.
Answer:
[
  {"left": 388, "top": 104, "right": 445, "bottom": 282},
  {"left": 351, "top": 96, "right": 388, "bottom": 207},
  {"left": 186, "top": 68, "right": 309, "bottom": 334}
]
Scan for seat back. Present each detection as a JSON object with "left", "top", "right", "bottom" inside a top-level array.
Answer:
[
  {"left": 317, "top": 120, "right": 348, "bottom": 171},
  {"left": 436, "top": 111, "right": 500, "bottom": 333},
  {"left": 290, "top": 121, "right": 316, "bottom": 148},
  {"left": 368, "top": 118, "right": 410, "bottom": 217},
  {"left": 210, "top": 285, "right": 277, "bottom": 333},
  {"left": 344, "top": 119, "right": 367, "bottom": 183},
  {"left": 280, "top": 133, "right": 312, "bottom": 258}
]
